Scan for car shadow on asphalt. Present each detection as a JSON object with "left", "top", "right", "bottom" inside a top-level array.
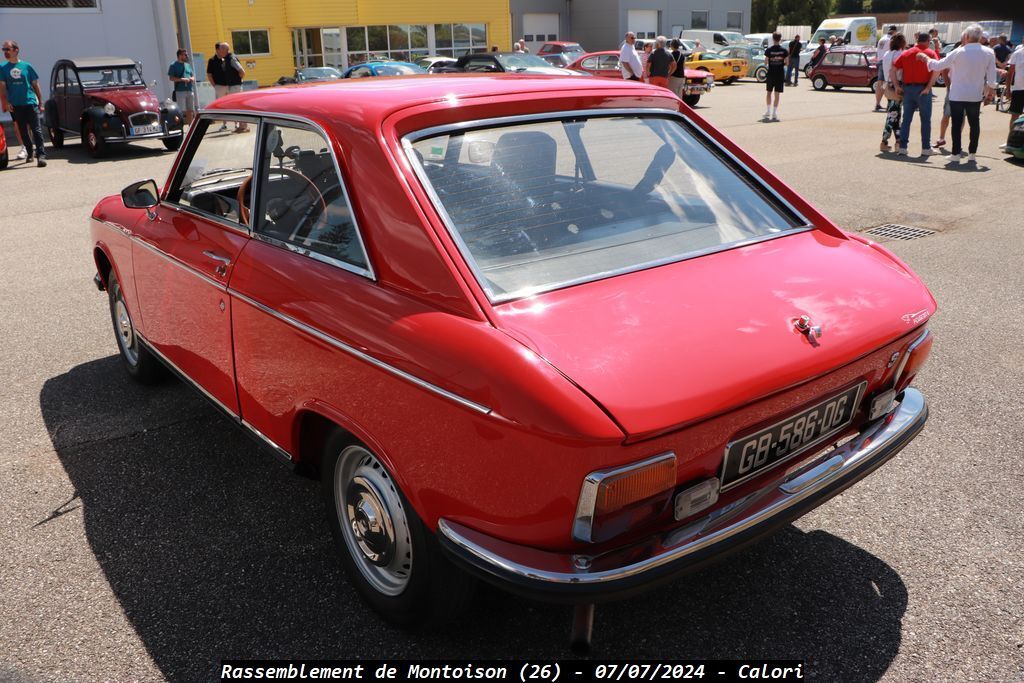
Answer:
[
  {"left": 40, "top": 357, "right": 908, "bottom": 682},
  {"left": 42, "top": 142, "right": 171, "bottom": 165}
]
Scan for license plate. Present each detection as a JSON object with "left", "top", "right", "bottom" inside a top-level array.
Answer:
[
  {"left": 720, "top": 383, "right": 866, "bottom": 491},
  {"left": 732, "top": 66, "right": 741, "bottom": 72},
  {"left": 132, "top": 124, "right": 161, "bottom": 136}
]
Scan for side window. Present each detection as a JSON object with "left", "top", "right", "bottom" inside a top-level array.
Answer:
[
  {"left": 67, "top": 68, "right": 82, "bottom": 94},
  {"left": 581, "top": 57, "right": 598, "bottom": 70},
  {"left": 844, "top": 53, "right": 865, "bottom": 67},
  {"left": 253, "top": 122, "right": 369, "bottom": 272},
  {"left": 167, "top": 117, "right": 259, "bottom": 227},
  {"left": 53, "top": 67, "right": 65, "bottom": 97},
  {"left": 824, "top": 52, "right": 843, "bottom": 66},
  {"left": 599, "top": 55, "right": 621, "bottom": 70}
]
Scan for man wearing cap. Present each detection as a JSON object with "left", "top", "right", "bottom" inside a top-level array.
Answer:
[
  {"left": 916, "top": 24, "right": 997, "bottom": 163},
  {"left": 894, "top": 32, "right": 940, "bottom": 156},
  {"left": 875, "top": 26, "right": 897, "bottom": 112}
]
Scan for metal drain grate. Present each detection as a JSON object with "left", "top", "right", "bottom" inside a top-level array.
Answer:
[{"left": 863, "top": 224, "right": 935, "bottom": 241}]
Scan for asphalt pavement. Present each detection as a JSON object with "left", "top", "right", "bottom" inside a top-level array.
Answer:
[{"left": 1, "top": 80, "right": 1021, "bottom": 682}]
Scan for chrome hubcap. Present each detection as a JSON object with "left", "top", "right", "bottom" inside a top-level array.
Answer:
[
  {"left": 335, "top": 446, "right": 412, "bottom": 596},
  {"left": 113, "top": 290, "right": 138, "bottom": 365}
]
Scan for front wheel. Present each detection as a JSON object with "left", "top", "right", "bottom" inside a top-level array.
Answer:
[
  {"left": 162, "top": 136, "right": 182, "bottom": 151},
  {"left": 107, "top": 271, "right": 164, "bottom": 383},
  {"left": 755, "top": 67, "right": 767, "bottom": 83},
  {"left": 49, "top": 127, "right": 64, "bottom": 149},
  {"left": 322, "top": 436, "right": 476, "bottom": 628},
  {"left": 682, "top": 94, "right": 701, "bottom": 107},
  {"left": 812, "top": 75, "right": 828, "bottom": 91},
  {"left": 83, "top": 120, "right": 105, "bottom": 158}
]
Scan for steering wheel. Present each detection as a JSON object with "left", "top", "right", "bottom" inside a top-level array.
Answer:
[{"left": 237, "top": 167, "right": 327, "bottom": 227}]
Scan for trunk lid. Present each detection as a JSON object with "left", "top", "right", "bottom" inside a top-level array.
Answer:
[{"left": 493, "top": 231, "right": 935, "bottom": 438}]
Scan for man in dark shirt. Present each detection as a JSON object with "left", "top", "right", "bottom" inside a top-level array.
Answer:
[
  {"left": 206, "top": 42, "right": 247, "bottom": 132},
  {"left": 786, "top": 35, "right": 802, "bottom": 85},
  {"left": 763, "top": 33, "right": 788, "bottom": 121},
  {"left": 993, "top": 35, "right": 1012, "bottom": 67},
  {"left": 647, "top": 36, "right": 672, "bottom": 89}
]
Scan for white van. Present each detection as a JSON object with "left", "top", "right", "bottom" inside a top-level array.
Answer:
[
  {"left": 745, "top": 33, "right": 773, "bottom": 48},
  {"left": 679, "top": 30, "right": 747, "bottom": 48},
  {"left": 809, "top": 16, "right": 877, "bottom": 47},
  {"left": 799, "top": 16, "right": 877, "bottom": 71}
]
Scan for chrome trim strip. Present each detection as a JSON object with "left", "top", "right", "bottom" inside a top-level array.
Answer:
[
  {"left": 138, "top": 333, "right": 296, "bottom": 463},
  {"left": 132, "top": 236, "right": 225, "bottom": 290},
  {"left": 228, "top": 288, "right": 492, "bottom": 415},
  {"left": 241, "top": 419, "right": 294, "bottom": 462},
  {"left": 572, "top": 452, "right": 677, "bottom": 543},
  {"left": 892, "top": 328, "right": 931, "bottom": 387},
  {"left": 95, "top": 217, "right": 132, "bottom": 237},
  {"left": 719, "top": 381, "right": 867, "bottom": 493},
  {"left": 156, "top": 201, "right": 250, "bottom": 236},
  {"left": 137, "top": 331, "right": 239, "bottom": 419},
  {"left": 438, "top": 388, "right": 927, "bottom": 587},
  {"left": 400, "top": 108, "right": 811, "bottom": 304},
  {"left": 250, "top": 231, "right": 374, "bottom": 280},
  {"left": 193, "top": 109, "right": 376, "bottom": 281},
  {"left": 101, "top": 132, "right": 182, "bottom": 142}
]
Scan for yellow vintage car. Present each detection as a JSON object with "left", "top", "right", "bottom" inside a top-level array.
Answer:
[{"left": 685, "top": 51, "right": 749, "bottom": 84}]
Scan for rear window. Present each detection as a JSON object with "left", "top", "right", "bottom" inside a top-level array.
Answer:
[{"left": 406, "top": 113, "right": 803, "bottom": 302}]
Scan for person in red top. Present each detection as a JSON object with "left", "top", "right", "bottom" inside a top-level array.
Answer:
[{"left": 893, "top": 33, "right": 940, "bottom": 156}]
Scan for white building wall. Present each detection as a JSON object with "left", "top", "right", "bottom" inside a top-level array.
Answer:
[{"left": 0, "top": 0, "right": 178, "bottom": 119}]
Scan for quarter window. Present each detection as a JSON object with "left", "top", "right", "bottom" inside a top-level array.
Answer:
[
  {"left": 253, "top": 122, "right": 368, "bottom": 272},
  {"left": 167, "top": 117, "right": 259, "bottom": 228},
  {"left": 232, "top": 29, "right": 271, "bottom": 56}
]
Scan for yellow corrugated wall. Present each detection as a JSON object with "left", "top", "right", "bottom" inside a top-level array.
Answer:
[{"left": 186, "top": 0, "right": 512, "bottom": 86}]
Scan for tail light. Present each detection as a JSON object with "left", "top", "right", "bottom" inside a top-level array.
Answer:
[
  {"left": 573, "top": 453, "right": 676, "bottom": 543},
  {"left": 893, "top": 328, "right": 932, "bottom": 392}
]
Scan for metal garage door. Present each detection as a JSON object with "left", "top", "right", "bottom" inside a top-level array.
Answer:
[
  {"left": 628, "top": 10, "right": 659, "bottom": 41},
  {"left": 523, "top": 13, "right": 559, "bottom": 53}
]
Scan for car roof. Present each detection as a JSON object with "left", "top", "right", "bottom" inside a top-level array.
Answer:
[
  {"left": 60, "top": 57, "right": 137, "bottom": 69},
  {"left": 209, "top": 75, "right": 669, "bottom": 131},
  {"left": 544, "top": 42, "right": 581, "bottom": 46}
]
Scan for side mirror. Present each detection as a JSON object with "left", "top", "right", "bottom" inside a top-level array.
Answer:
[{"left": 122, "top": 179, "right": 160, "bottom": 217}]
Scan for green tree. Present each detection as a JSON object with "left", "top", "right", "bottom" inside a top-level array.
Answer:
[{"left": 752, "top": 0, "right": 835, "bottom": 33}]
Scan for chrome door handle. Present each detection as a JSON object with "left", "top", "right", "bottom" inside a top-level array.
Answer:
[{"left": 202, "top": 250, "right": 231, "bottom": 276}]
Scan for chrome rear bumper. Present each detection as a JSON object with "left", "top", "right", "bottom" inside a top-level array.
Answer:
[{"left": 438, "top": 388, "right": 927, "bottom": 602}]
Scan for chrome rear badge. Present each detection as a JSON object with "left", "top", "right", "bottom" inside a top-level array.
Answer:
[
  {"left": 901, "top": 309, "right": 930, "bottom": 325},
  {"left": 887, "top": 351, "right": 901, "bottom": 368}
]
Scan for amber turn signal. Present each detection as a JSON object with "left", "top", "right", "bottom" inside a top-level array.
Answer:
[{"left": 574, "top": 453, "right": 677, "bottom": 544}]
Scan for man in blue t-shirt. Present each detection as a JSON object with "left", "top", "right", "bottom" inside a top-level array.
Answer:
[
  {"left": 0, "top": 39, "right": 46, "bottom": 166},
  {"left": 168, "top": 48, "right": 197, "bottom": 125}
]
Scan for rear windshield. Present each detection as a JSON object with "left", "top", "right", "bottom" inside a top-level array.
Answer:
[{"left": 407, "top": 114, "right": 803, "bottom": 302}]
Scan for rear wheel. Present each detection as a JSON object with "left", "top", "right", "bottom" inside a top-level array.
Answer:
[
  {"left": 725, "top": 77, "right": 737, "bottom": 85},
  {"left": 868, "top": 77, "right": 877, "bottom": 91},
  {"left": 832, "top": 85, "right": 844, "bottom": 91},
  {"left": 0, "top": 148, "right": 7, "bottom": 170},
  {"left": 322, "top": 435, "right": 476, "bottom": 628},
  {"left": 682, "top": 94, "right": 701, "bottom": 107},
  {"left": 107, "top": 271, "right": 164, "bottom": 383},
  {"left": 83, "top": 120, "right": 105, "bottom": 158},
  {"left": 804, "top": 63, "right": 813, "bottom": 76},
  {"left": 755, "top": 66, "right": 767, "bottom": 83},
  {"left": 48, "top": 127, "right": 64, "bottom": 149},
  {"left": 812, "top": 75, "right": 828, "bottom": 91}
]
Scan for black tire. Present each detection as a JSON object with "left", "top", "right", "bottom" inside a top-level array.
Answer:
[
  {"left": 107, "top": 271, "right": 164, "bottom": 383},
  {"left": 49, "top": 127, "right": 64, "bottom": 149},
  {"left": 868, "top": 77, "right": 877, "bottom": 92},
  {"left": 321, "top": 433, "right": 476, "bottom": 629},
  {"left": 725, "top": 77, "right": 737, "bottom": 85},
  {"left": 682, "top": 94, "right": 701, "bottom": 107},
  {"left": 0, "top": 149, "right": 7, "bottom": 170},
  {"left": 83, "top": 120, "right": 105, "bottom": 158},
  {"left": 812, "top": 75, "right": 828, "bottom": 91},
  {"left": 755, "top": 67, "right": 767, "bottom": 83},
  {"left": 832, "top": 85, "right": 843, "bottom": 91},
  {"left": 804, "top": 63, "right": 813, "bottom": 76},
  {"left": 162, "top": 136, "right": 182, "bottom": 152}
]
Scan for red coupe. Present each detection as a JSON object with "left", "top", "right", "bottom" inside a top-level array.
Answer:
[
  {"left": 90, "top": 75, "right": 934, "bottom": 645},
  {"left": 568, "top": 50, "right": 715, "bottom": 106}
]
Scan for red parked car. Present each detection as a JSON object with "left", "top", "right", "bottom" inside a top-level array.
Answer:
[
  {"left": 808, "top": 46, "right": 879, "bottom": 91},
  {"left": 44, "top": 57, "right": 185, "bottom": 157},
  {"left": 537, "top": 41, "right": 586, "bottom": 60},
  {"left": 91, "top": 75, "right": 934, "bottom": 644},
  {"left": 568, "top": 50, "right": 714, "bottom": 106}
]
